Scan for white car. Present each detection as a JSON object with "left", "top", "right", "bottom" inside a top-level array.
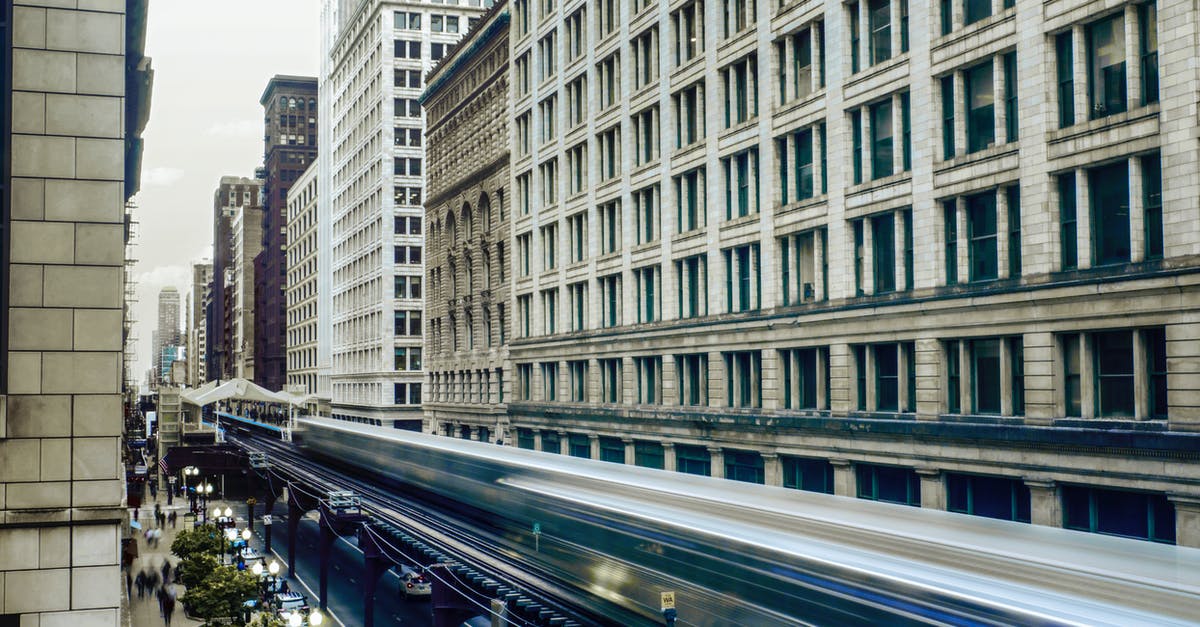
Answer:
[{"left": 398, "top": 566, "right": 431, "bottom": 599}]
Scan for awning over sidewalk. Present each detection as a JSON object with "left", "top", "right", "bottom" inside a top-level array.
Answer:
[{"left": 181, "top": 378, "right": 311, "bottom": 407}]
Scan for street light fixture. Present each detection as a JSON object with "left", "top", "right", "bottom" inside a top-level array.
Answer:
[
  {"left": 224, "top": 506, "right": 233, "bottom": 518},
  {"left": 242, "top": 528, "right": 252, "bottom": 541},
  {"left": 288, "top": 613, "right": 302, "bottom": 627},
  {"left": 310, "top": 610, "right": 324, "bottom": 626}
]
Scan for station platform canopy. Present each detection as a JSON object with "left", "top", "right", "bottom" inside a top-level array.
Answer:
[{"left": 181, "top": 377, "right": 312, "bottom": 407}]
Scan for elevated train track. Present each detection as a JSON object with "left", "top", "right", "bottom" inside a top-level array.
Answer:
[{"left": 234, "top": 416, "right": 1200, "bottom": 626}]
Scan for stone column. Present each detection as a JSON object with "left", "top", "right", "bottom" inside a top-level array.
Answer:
[
  {"left": 915, "top": 338, "right": 943, "bottom": 420},
  {"left": 623, "top": 438, "right": 636, "bottom": 465},
  {"left": 588, "top": 358, "right": 601, "bottom": 403},
  {"left": 890, "top": 0, "right": 903, "bottom": 57},
  {"left": 857, "top": 1, "right": 870, "bottom": 73},
  {"left": 997, "top": 186, "right": 1010, "bottom": 279},
  {"left": 958, "top": 340, "right": 972, "bottom": 414},
  {"left": 1125, "top": 5, "right": 1142, "bottom": 107},
  {"left": 1169, "top": 494, "right": 1200, "bottom": 548},
  {"left": 864, "top": 345, "right": 877, "bottom": 411},
  {"left": 662, "top": 354, "right": 677, "bottom": 406},
  {"left": 898, "top": 342, "right": 911, "bottom": 412},
  {"left": 993, "top": 54, "right": 1006, "bottom": 146},
  {"left": 816, "top": 347, "right": 829, "bottom": 410},
  {"left": 956, "top": 197, "right": 969, "bottom": 284},
  {"left": 1071, "top": 25, "right": 1088, "bottom": 125},
  {"left": 1129, "top": 156, "right": 1145, "bottom": 262},
  {"left": 762, "top": 453, "right": 782, "bottom": 487},
  {"left": 1075, "top": 167, "right": 1092, "bottom": 270},
  {"left": 811, "top": 23, "right": 824, "bottom": 89},
  {"left": 813, "top": 229, "right": 827, "bottom": 300},
  {"left": 533, "top": 430, "right": 543, "bottom": 451},
  {"left": 589, "top": 434, "right": 600, "bottom": 459},
  {"left": 917, "top": 468, "right": 945, "bottom": 510},
  {"left": 831, "top": 459, "right": 856, "bottom": 498},
  {"left": 1133, "top": 329, "right": 1150, "bottom": 420},
  {"left": 1000, "top": 337, "right": 1014, "bottom": 416},
  {"left": 894, "top": 207, "right": 907, "bottom": 290},
  {"left": 860, "top": 106, "right": 873, "bottom": 182},
  {"left": 708, "top": 447, "right": 726, "bottom": 479},
  {"left": 862, "top": 215, "right": 875, "bottom": 295},
  {"left": 1023, "top": 333, "right": 1056, "bottom": 425},
  {"left": 1025, "top": 479, "right": 1062, "bottom": 528},
  {"left": 1079, "top": 333, "right": 1095, "bottom": 418},
  {"left": 953, "top": 70, "right": 967, "bottom": 159},
  {"left": 708, "top": 351, "right": 726, "bottom": 407},
  {"left": 662, "top": 442, "right": 677, "bottom": 472},
  {"left": 780, "top": 34, "right": 793, "bottom": 104}
]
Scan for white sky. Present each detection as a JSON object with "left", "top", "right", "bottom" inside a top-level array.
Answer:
[{"left": 131, "top": 1, "right": 320, "bottom": 383}]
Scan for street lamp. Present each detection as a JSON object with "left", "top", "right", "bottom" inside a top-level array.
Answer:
[
  {"left": 288, "top": 613, "right": 302, "bottom": 627},
  {"left": 241, "top": 528, "right": 252, "bottom": 541},
  {"left": 224, "top": 506, "right": 233, "bottom": 519},
  {"left": 201, "top": 483, "right": 214, "bottom": 520},
  {"left": 310, "top": 610, "right": 324, "bottom": 626}
]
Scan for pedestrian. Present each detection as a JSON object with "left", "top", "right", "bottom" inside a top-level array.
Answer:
[
  {"left": 135, "top": 570, "right": 146, "bottom": 599},
  {"left": 146, "top": 569, "right": 160, "bottom": 595},
  {"left": 162, "top": 584, "right": 177, "bottom": 626},
  {"left": 153, "top": 528, "right": 162, "bottom": 548},
  {"left": 125, "top": 569, "right": 133, "bottom": 599},
  {"left": 161, "top": 558, "right": 171, "bottom": 584}
]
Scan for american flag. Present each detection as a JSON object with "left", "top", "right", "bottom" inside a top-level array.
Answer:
[{"left": 159, "top": 458, "right": 168, "bottom": 476}]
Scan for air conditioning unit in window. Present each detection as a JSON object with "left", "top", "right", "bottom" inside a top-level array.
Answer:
[{"left": 803, "top": 283, "right": 814, "bottom": 300}]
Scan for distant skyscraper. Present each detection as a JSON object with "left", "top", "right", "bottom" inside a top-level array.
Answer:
[
  {"left": 189, "top": 261, "right": 213, "bottom": 385},
  {"left": 153, "top": 287, "right": 181, "bottom": 385},
  {"left": 209, "top": 176, "right": 263, "bottom": 381},
  {"left": 256, "top": 75, "right": 318, "bottom": 392}
]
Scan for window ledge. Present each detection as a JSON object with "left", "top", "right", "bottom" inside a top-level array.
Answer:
[
  {"left": 1048, "top": 103, "right": 1160, "bottom": 144},
  {"left": 931, "top": 8, "right": 1017, "bottom": 55},
  {"left": 845, "top": 53, "right": 910, "bottom": 92}
]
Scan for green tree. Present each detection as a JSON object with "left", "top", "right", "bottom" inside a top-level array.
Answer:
[
  {"left": 180, "top": 565, "right": 259, "bottom": 626},
  {"left": 172, "top": 524, "right": 224, "bottom": 561},
  {"left": 176, "top": 553, "right": 220, "bottom": 589}
]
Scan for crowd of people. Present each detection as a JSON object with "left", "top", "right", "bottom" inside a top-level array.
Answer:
[{"left": 128, "top": 559, "right": 177, "bottom": 626}]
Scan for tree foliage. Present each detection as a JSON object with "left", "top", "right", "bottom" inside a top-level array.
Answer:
[
  {"left": 172, "top": 524, "right": 224, "bottom": 561},
  {"left": 176, "top": 553, "right": 220, "bottom": 589},
  {"left": 180, "top": 565, "right": 259, "bottom": 625}
]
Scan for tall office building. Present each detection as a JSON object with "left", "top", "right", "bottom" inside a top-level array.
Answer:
[
  {"left": 286, "top": 162, "right": 321, "bottom": 403},
  {"left": 188, "top": 261, "right": 213, "bottom": 385},
  {"left": 208, "top": 176, "right": 262, "bottom": 381},
  {"left": 152, "top": 285, "right": 180, "bottom": 359},
  {"left": 425, "top": 0, "right": 1200, "bottom": 546},
  {"left": 325, "top": 0, "right": 489, "bottom": 426},
  {"left": 1, "top": 0, "right": 152, "bottom": 622},
  {"left": 424, "top": 3, "right": 511, "bottom": 440},
  {"left": 255, "top": 75, "right": 319, "bottom": 392}
]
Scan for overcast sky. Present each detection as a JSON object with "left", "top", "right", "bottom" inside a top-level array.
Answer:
[{"left": 132, "top": 1, "right": 320, "bottom": 384}]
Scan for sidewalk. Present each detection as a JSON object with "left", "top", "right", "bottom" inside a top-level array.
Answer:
[{"left": 125, "top": 492, "right": 205, "bottom": 627}]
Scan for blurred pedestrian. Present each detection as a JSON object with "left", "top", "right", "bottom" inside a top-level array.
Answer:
[
  {"left": 135, "top": 570, "right": 146, "bottom": 599},
  {"left": 161, "top": 558, "right": 171, "bottom": 584},
  {"left": 161, "top": 584, "right": 177, "bottom": 626},
  {"left": 125, "top": 569, "right": 133, "bottom": 599}
]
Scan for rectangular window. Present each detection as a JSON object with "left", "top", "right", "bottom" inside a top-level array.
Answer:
[
  {"left": 517, "top": 294, "right": 532, "bottom": 337},
  {"left": 635, "top": 441, "right": 666, "bottom": 469},
  {"left": 971, "top": 338, "right": 1002, "bottom": 414},
  {"left": 569, "top": 360, "right": 587, "bottom": 402},
  {"left": 782, "top": 457, "right": 834, "bottom": 494},
  {"left": 723, "top": 149, "right": 759, "bottom": 220},
  {"left": 1088, "top": 13, "right": 1127, "bottom": 118},
  {"left": 634, "top": 186, "right": 659, "bottom": 244},
  {"left": 726, "top": 450, "right": 765, "bottom": 484},
  {"left": 538, "top": 31, "right": 557, "bottom": 82},
  {"left": 874, "top": 213, "right": 898, "bottom": 294},
  {"left": 853, "top": 220, "right": 865, "bottom": 296},
  {"left": 597, "top": 53, "right": 620, "bottom": 110},
  {"left": 673, "top": 1, "right": 705, "bottom": 66},
  {"left": 792, "top": 27, "right": 813, "bottom": 101},
  {"left": 541, "top": 288, "right": 558, "bottom": 334},
  {"left": 538, "top": 95, "right": 557, "bottom": 144},
  {"left": 635, "top": 356, "right": 663, "bottom": 404},
  {"left": 1090, "top": 160, "right": 1131, "bottom": 266},
  {"left": 780, "top": 347, "right": 823, "bottom": 410},
  {"left": 541, "top": 362, "right": 559, "bottom": 400},
  {"left": 1007, "top": 185, "right": 1022, "bottom": 277},
  {"left": 517, "top": 172, "right": 532, "bottom": 215},
  {"left": 857, "top": 464, "right": 920, "bottom": 506},
  {"left": 599, "top": 274, "right": 621, "bottom": 327},
  {"left": 967, "top": 190, "right": 998, "bottom": 282},
  {"left": 676, "top": 445, "right": 711, "bottom": 477},
  {"left": 567, "top": 212, "right": 587, "bottom": 264},
  {"left": 1010, "top": 336, "right": 1025, "bottom": 416},
  {"left": 599, "top": 200, "right": 620, "bottom": 254},
  {"left": 791, "top": 127, "right": 815, "bottom": 201},
  {"left": 566, "top": 76, "right": 587, "bottom": 129},
  {"left": 1056, "top": 32, "right": 1075, "bottom": 128},
  {"left": 903, "top": 207, "right": 914, "bottom": 290},
  {"left": 597, "top": 125, "right": 621, "bottom": 181},
  {"left": 675, "top": 168, "right": 706, "bottom": 233},
  {"left": 944, "top": 201, "right": 959, "bottom": 284},
  {"left": 676, "top": 254, "right": 708, "bottom": 318},
  {"left": 723, "top": 0, "right": 755, "bottom": 37},
  {"left": 541, "top": 430, "right": 560, "bottom": 453},
  {"left": 539, "top": 158, "right": 558, "bottom": 205},
  {"left": 1058, "top": 173, "right": 1078, "bottom": 269},
  {"left": 947, "top": 473, "right": 1031, "bottom": 523},
  {"left": 565, "top": 8, "right": 586, "bottom": 63},
  {"left": 568, "top": 281, "right": 587, "bottom": 331},
  {"left": 780, "top": 229, "right": 823, "bottom": 305},
  {"left": 940, "top": 0, "right": 952, "bottom": 35},
  {"left": 941, "top": 76, "right": 955, "bottom": 159},
  {"left": 517, "top": 428, "right": 535, "bottom": 450},
  {"left": 633, "top": 26, "right": 659, "bottom": 90},
  {"left": 597, "top": 0, "right": 618, "bottom": 39},
  {"left": 634, "top": 265, "right": 660, "bottom": 323},
  {"left": 853, "top": 345, "right": 868, "bottom": 410},
  {"left": 566, "top": 143, "right": 587, "bottom": 196},
  {"left": 1142, "top": 154, "right": 1163, "bottom": 260},
  {"left": 849, "top": 2, "right": 860, "bottom": 73},
  {"left": 723, "top": 243, "right": 760, "bottom": 312},
  {"left": 1147, "top": 327, "right": 1168, "bottom": 419},
  {"left": 1003, "top": 52, "right": 1018, "bottom": 142},
  {"left": 517, "top": 363, "right": 533, "bottom": 400},
  {"left": 946, "top": 340, "right": 961, "bottom": 413},
  {"left": 965, "top": 0, "right": 991, "bottom": 25},
  {"left": 1094, "top": 330, "right": 1135, "bottom": 417},
  {"left": 966, "top": 61, "right": 995, "bottom": 153},
  {"left": 674, "top": 81, "right": 705, "bottom": 148},
  {"left": 723, "top": 54, "right": 759, "bottom": 127},
  {"left": 1140, "top": 2, "right": 1159, "bottom": 105},
  {"left": 633, "top": 106, "right": 660, "bottom": 167},
  {"left": 395, "top": 40, "right": 420, "bottom": 59},
  {"left": 599, "top": 437, "right": 624, "bottom": 463},
  {"left": 676, "top": 353, "right": 709, "bottom": 406},
  {"left": 874, "top": 344, "right": 899, "bottom": 411},
  {"left": 1063, "top": 485, "right": 1175, "bottom": 544},
  {"left": 599, "top": 358, "right": 621, "bottom": 403},
  {"left": 868, "top": 0, "right": 891, "bottom": 65},
  {"left": 870, "top": 99, "right": 893, "bottom": 179},
  {"left": 900, "top": 92, "right": 911, "bottom": 170},
  {"left": 851, "top": 110, "right": 863, "bottom": 184},
  {"left": 567, "top": 433, "right": 590, "bottom": 458},
  {"left": 517, "top": 233, "right": 531, "bottom": 276},
  {"left": 724, "top": 350, "right": 762, "bottom": 408}
]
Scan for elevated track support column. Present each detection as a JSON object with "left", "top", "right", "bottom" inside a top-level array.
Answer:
[
  {"left": 359, "top": 527, "right": 399, "bottom": 627},
  {"left": 430, "top": 563, "right": 484, "bottom": 627}
]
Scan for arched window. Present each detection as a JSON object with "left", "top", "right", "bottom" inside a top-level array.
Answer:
[
  {"left": 461, "top": 203, "right": 473, "bottom": 239},
  {"left": 479, "top": 193, "right": 492, "bottom": 229}
]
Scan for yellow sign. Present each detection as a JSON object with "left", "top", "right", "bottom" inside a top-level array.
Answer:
[{"left": 660, "top": 591, "right": 675, "bottom": 610}]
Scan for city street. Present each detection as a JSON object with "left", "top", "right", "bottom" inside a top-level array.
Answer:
[{"left": 255, "top": 502, "right": 433, "bottom": 627}]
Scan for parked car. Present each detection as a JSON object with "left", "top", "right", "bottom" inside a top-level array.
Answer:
[{"left": 398, "top": 566, "right": 431, "bottom": 599}]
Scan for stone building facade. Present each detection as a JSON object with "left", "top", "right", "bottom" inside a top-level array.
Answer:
[
  {"left": 454, "top": 0, "right": 1200, "bottom": 546},
  {"left": 2, "top": 0, "right": 152, "bottom": 624},
  {"left": 423, "top": 3, "right": 511, "bottom": 442},
  {"left": 208, "top": 176, "right": 261, "bottom": 381},
  {"left": 325, "top": 0, "right": 487, "bottom": 427},
  {"left": 230, "top": 199, "right": 263, "bottom": 381},
  {"left": 286, "top": 162, "right": 320, "bottom": 402}
]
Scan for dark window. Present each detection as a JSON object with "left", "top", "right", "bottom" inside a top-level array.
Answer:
[
  {"left": 517, "top": 428, "right": 535, "bottom": 450},
  {"left": 568, "top": 434, "right": 591, "bottom": 458},
  {"left": 940, "top": 0, "right": 952, "bottom": 36},
  {"left": 972, "top": 339, "right": 1001, "bottom": 414},
  {"left": 1007, "top": 185, "right": 1021, "bottom": 277},
  {"left": 941, "top": 76, "right": 955, "bottom": 159},
  {"left": 967, "top": 191, "right": 998, "bottom": 282},
  {"left": 857, "top": 464, "right": 920, "bottom": 506},
  {"left": 849, "top": 3, "right": 860, "bottom": 73},
  {"left": 851, "top": 110, "right": 863, "bottom": 184},
  {"left": 870, "top": 99, "right": 893, "bottom": 179},
  {"left": 872, "top": 213, "right": 895, "bottom": 293},
  {"left": 966, "top": 61, "right": 995, "bottom": 153},
  {"left": 1056, "top": 32, "right": 1075, "bottom": 128},
  {"left": 903, "top": 208, "right": 914, "bottom": 290},
  {"left": 964, "top": 0, "right": 991, "bottom": 25},
  {"left": 854, "top": 345, "right": 868, "bottom": 411},
  {"left": 676, "top": 445, "right": 711, "bottom": 476},
  {"left": 1090, "top": 161, "right": 1131, "bottom": 266},
  {"left": 947, "top": 473, "right": 1031, "bottom": 522},
  {"left": 1003, "top": 52, "right": 1018, "bottom": 142},
  {"left": 782, "top": 457, "right": 834, "bottom": 494},
  {"left": 725, "top": 451, "right": 765, "bottom": 484},
  {"left": 782, "top": 348, "right": 820, "bottom": 410},
  {"left": 1059, "top": 173, "right": 1078, "bottom": 269},
  {"left": 1147, "top": 328, "right": 1167, "bottom": 419},
  {"left": 947, "top": 340, "right": 961, "bottom": 413},
  {"left": 1010, "top": 337, "right": 1025, "bottom": 416},
  {"left": 541, "top": 430, "right": 561, "bottom": 454},
  {"left": 900, "top": 92, "right": 911, "bottom": 170},
  {"left": 1140, "top": 2, "right": 1158, "bottom": 105},
  {"left": 868, "top": 0, "right": 891, "bottom": 65},
  {"left": 794, "top": 128, "right": 814, "bottom": 200},
  {"left": 1088, "top": 14, "right": 1127, "bottom": 118},
  {"left": 1142, "top": 154, "right": 1163, "bottom": 260},
  {"left": 853, "top": 220, "right": 865, "bottom": 295},
  {"left": 634, "top": 441, "right": 665, "bottom": 469},
  {"left": 1063, "top": 485, "right": 1175, "bottom": 544},
  {"left": 599, "top": 437, "right": 624, "bottom": 463},
  {"left": 1, "top": 0, "right": 9, "bottom": 391},
  {"left": 1094, "top": 331, "right": 1135, "bottom": 417},
  {"left": 874, "top": 344, "right": 898, "bottom": 411},
  {"left": 1063, "top": 335, "right": 1082, "bottom": 417},
  {"left": 944, "top": 201, "right": 958, "bottom": 284}
]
